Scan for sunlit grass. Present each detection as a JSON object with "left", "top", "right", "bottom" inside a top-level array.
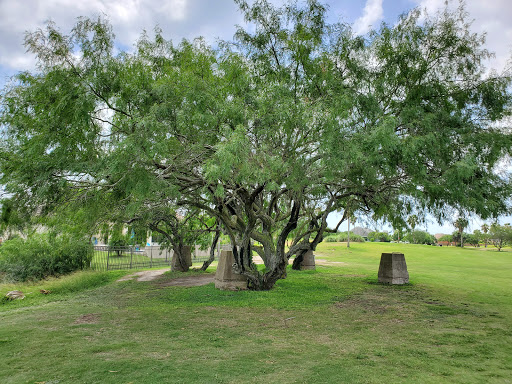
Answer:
[{"left": 0, "top": 243, "right": 511, "bottom": 383}]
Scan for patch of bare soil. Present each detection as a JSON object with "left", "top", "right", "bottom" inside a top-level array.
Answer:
[
  {"left": 334, "top": 286, "right": 424, "bottom": 317},
  {"left": 334, "top": 294, "right": 390, "bottom": 314},
  {"left": 74, "top": 313, "right": 101, "bottom": 324},
  {"left": 117, "top": 268, "right": 170, "bottom": 282},
  {"left": 155, "top": 274, "right": 215, "bottom": 288},
  {"left": 315, "top": 259, "right": 347, "bottom": 266},
  {"left": 118, "top": 268, "right": 215, "bottom": 288}
]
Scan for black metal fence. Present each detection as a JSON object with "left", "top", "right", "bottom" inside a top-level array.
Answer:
[{"left": 91, "top": 245, "right": 217, "bottom": 271}]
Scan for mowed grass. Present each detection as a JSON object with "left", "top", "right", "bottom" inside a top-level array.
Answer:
[{"left": 0, "top": 243, "right": 511, "bottom": 383}]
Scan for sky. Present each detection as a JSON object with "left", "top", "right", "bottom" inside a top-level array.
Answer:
[{"left": 0, "top": 0, "right": 511, "bottom": 234}]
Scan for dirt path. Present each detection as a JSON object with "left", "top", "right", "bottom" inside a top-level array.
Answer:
[
  {"left": 155, "top": 274, "right": 214, "bottom": 287},
  {"left": 117, "top": 268, "right": 215, "bottom": 287},
  {"left": 117, "top": 268, "right": 170, "bottom": 282},
  {"left": 116, "top": 255, "right": 342, "bottom": 286},
  {"left": 315, "top": 259, "right": 347, "bottom": 266}
]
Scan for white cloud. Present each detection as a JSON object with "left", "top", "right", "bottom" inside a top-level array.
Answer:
[
  {"left": 161, "top": 0, "right": 188, "bottom": 21},
  {"left": 414, "top": 0, "right": 512, "bottom": 73},
  {"left": 0, "top": 0, "right": 241, "bottom": 75},
  {"left": 353, "top": 0, "right": 383, "bottom": 35},
  {"left": 0, "top": 54, "right": 34, "bottom": 71},
  {"left": 1, "top": 0, "right": 510, "bottom": 77},
  {"left": 108, "top": 0, "right": 141, "bottom": 23},
  {"left": 415, "top": 0, "right": 445, "bottom": 15}
]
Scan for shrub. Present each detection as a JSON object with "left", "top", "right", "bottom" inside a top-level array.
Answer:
[
  {"left": 324, "top": 232, "right": 365, "bottom": 243},
  {"left": 488, "top": 224, "right": 512, "bottom": 251},
  {"left": 109, "top": 238, "right": 128, "bottom": 247},
  {"left": 404, "top": 230, "right": 437, "bottom": 245},
  {"left": 452, "top": 231, "right": 482, "bottom": 247},
  {"left": 0, "top": 234, "right": 92, "bottom": 282},
  {"left": 438, "top": 234, "right": 453, "bottom": 242},
  {"left": 465, "top": 233, "right": 480, "bottom": 247},
  {"left": 368, "top": 231, "right": 391, "bottom": 242}
]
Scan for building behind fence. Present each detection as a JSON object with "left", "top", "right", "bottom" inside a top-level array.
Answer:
[{"left": 92, "top": 245, "right": 224, "bottom": 271}]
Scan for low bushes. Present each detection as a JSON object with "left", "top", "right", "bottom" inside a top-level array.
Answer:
[
  {"left": 367, "top": 231, "right": 391, "bottom": 242},
  {"left": 0, "top": 234, "right": 92, "bottom": 282},
  {"left": 324, "top": 232, "right": 365, "bottom": 243},
  {"left": 404, "top": 230, "right": 437, "bottom": 245}
]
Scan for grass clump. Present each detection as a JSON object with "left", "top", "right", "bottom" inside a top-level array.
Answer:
[{"left": 0, "top": 269, "right": 126, "bottom": 309}]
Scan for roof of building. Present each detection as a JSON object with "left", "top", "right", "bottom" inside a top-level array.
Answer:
[{"left": 352, "top": 226, "right": 372, "bottom": 237}]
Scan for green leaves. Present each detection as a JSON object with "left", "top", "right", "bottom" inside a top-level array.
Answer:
[{"left": 0, "top": 2, "right": 511, "bottom": 288}]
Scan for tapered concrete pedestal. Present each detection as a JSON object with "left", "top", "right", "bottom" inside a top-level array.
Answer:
[
  {"left": 215, "top": 249, "right": 247, "bottom": 290},
  {"left": 171, "top": 245, "right": 192, "bottom": 272},
  {"left": 300, "top": 250, "right": 316, "bottom": 270},
  {"left": 378, "top": 252, "right": 409, "bottom": 284}
]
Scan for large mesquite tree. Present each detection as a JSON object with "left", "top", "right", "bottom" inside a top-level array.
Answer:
[{"left": 1, "top": 1, "right": 511, "bottom": 290}]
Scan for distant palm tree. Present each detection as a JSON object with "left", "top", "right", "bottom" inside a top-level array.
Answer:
[
  {"left": 481, "top": 223, "right": 489, "bottom": 248},
  {"left": 454, "top": 217, "right": 469, "bottom": 247}
]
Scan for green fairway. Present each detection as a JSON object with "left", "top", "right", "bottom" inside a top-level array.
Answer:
[{"left": 1, "top": 243, "right": 511, "bottom": 383}]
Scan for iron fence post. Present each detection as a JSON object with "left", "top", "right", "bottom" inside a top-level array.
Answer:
[
  {"left": 107, "top": 248, "right": 110, "bottom": 271},
  {"left": 130, "top": 246, "right": 133, "bottom": 269}
]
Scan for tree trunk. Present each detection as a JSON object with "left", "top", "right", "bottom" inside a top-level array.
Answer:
[
  {"left": 171, "top": 244, "right": 191, "bottom": 272},
  {"left": 291, "top": 249, "right": 307, "bottom": 270},
  {"left": 234, "top": 200, "right": 301, "bottom": 291},
  {"left": 149, "top": 222, "right": 191, "bottom": 272},
  {"left": 242, "top": 250, "right": 289, "bottom": 291},
  {"left": 200, "top": 229, "right": 220, "bottom": 271}
]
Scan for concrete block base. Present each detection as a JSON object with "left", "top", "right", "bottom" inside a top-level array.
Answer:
[
  {"left": 171, "top": 245, "right": 192, "bottom": 272},
  {"left": 215, "top": 249, "right": 247, "bottom": 290},
  {"left": 300, "top": 250, "right": 316, "bottom": 270},
  {"left": 378, "top": 252, "right": 409, "bottom": 284}
]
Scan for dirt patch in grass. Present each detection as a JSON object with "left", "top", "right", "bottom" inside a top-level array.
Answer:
[
  {"left": 74, "top": 313, "right": 101, "bottom": 324},
  {"left": 117, "top": 268, "right": 215, "bottom": 288},
  {"left": 316, "top": 259, "right": 347, "bottom": 266},
  {"left": 334, "top": 285, "right": 423, "bottom": 316},
  {"left": 117, "top": 268, "right": 170, "bottom": 282},
  {"left": 335, "top": 294, "right": 390, "bottom": 314},
  {"left": 154, "top": 274, "right": 215, "bottom": 288}
]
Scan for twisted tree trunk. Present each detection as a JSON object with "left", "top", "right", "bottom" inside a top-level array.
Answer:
[
  {"left": 200, "top": 228, "right": 220, "bottom": 271},
  {"left": 171, "top": 244, "right": 191, "bottom": 272}
]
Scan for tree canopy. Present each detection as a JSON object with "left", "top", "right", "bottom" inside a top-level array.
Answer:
[
  {"left": 1, "top": 0, "right": 511, "bottom": 289},
  {"left": 488, "top": 223, "right": 512, "bottom": 251}
]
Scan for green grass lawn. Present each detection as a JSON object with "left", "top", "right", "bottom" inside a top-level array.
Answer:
[{"left": 1, "top": 242, "right": 511, "bottom": 383}]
